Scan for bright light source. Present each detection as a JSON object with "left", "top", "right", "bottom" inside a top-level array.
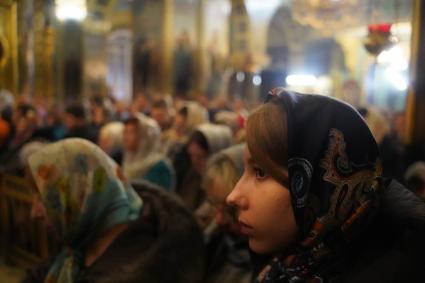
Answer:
[
  {"left": 253, "top": 75, "right": 262, "bottom": 86},
  {"left": 245, "top": 0, "right": 282, "bottom": 13},
  {"left": 385, "top": 68, "right": 408, "bottom": 91},
  {"left": 286, "top": 74, "right": 317, "bottom": 86},
  {"left": 56, "top": 0, "right": 87, "bottom": 21},
  {"left": 377, "top": 46, "right": 408, "bottom": 70}
]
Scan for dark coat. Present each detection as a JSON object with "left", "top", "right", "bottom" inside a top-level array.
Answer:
[
  {"left": 204, "top": 230, "right": 252, "bottom": 283},
  {"left": 341, "top": 179, "right": 425, "bottom": 283}
]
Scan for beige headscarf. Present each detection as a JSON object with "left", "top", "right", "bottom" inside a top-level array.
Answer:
[
  {"left": 162, "top": 101, "right": 209, "bottom": 151},
  {"left": 196, "top": 123, "right": 233, "bottom": 154},
  {"left": 99, "top": 121, "right": 124, "bottom": 154},
  {"left": 184, "top": 102, "right": 209, "bottom": 135},
  {"left": 123, "top": 114, "right": 164, "bottom": 180}
]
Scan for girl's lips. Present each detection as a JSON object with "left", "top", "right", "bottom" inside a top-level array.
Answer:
[{"left": 238, "top": 221, "right": 254, "bottom": 235}]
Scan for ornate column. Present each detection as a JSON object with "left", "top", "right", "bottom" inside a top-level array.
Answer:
[
  {"left": 194, "top": 0, "right": 206, "bottom": 94},
  {"left": 160, "top": 0, "right": 173, "bottom": 94},
  {"left": 60, "top": 21, "right": 83, "bottom": 102},
  {"left": 406, "top": 0, "right": 425, "bottom": 145},
  {"left": 33, "top": 0, "right": 55, "bottom": 99},
  {"left": 229, "top": 0, "right": 251, "bottom": 69},
  {"left": 0, "top": 0, "right": 18, "bottom": 95}
]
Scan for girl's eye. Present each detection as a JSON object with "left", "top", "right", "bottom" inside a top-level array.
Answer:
[{"left": 253, "top": 166, "right": 268, "bottom": 180}]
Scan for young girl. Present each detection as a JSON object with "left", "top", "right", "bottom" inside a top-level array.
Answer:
[{"left": 227, "top": 88, "right": 425, "bottom": 282}]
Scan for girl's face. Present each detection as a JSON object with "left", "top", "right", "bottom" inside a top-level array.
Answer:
[{"left": 226, "top": 147, "right": 298, "bottom": 254}]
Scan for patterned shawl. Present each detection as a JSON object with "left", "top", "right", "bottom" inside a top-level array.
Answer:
[{"left": 256, "top": 88, "right": 382, "bottom": 283}]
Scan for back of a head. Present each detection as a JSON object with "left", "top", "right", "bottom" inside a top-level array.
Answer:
[
  {"left": 203, "top": 153, "right": 239, "bottom": 199},
  {"left": 65, "top": 103, "right": 87, "bottom": 121},
  {"left": 203, "top": 143, "right": 244, "bottom": 199},
  {"left": 99, "top": 122, "right": 124, "bottom": 153},
  {"left": 195, "top": 123, "right": 233, "bottom": 155},
  {"left": 405, "top": 162, "right": 425, "bottom": 196},
  {"left": 184, "top": 102, "right": 209, "bottom": 133}
]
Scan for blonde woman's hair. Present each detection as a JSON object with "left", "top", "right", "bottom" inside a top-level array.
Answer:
[
  {"left": 202, "top": 154, "right": 240, "bottom": 200},
  {"left": 246, "top": 100, "right": 289, "bottom": 187}
]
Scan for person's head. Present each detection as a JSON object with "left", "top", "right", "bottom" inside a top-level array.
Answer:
[
  {"left": 187, "top": 123, "right": 233, "bottom": 175},
  {"left": 174, "top": 106, "right": 188, "bottom": 136},
  {"left": 174, "top": 102, "right": 209, "bottom": 137},
  {"left": 46, "top": 106, "right": 63, "bottom": 127},
  {"left": 227, "top": 101, "right": 296, "bottom": 254},
  {"left": 98, "top": 122, "right": 124, "bottom": 155},
  {"left": 123, "top": 117, "right": 141, "bottom": 153},
  {"left": 92, "top": 105, "right": 110, "bottom": 126},
  {"left": 227, "top": 88, "right": 381, "bottom": 261},
  {"left": 123, "top": 114, "right": 160, "bottom": 155},
  {"left": 26, "top": 138, "right": 142, "bottom": 281},
  {"left": 133, "top": 94, "right": 151, "bottom": 114},
  {"left": 64, "top": 103, "right": 87, "bottom": 130},
  {"left": 13, "top": 103, "right": 37, "bottom": 129},
  {"left": 404, "top": 162, "right": 425, "bottom": 200},
  {"left": 20, "top": 141, "right": 49, "bottom": 173},
  {"left": 202, "top": 144, "right": 244, "bottom": 234},
  {"left": 187, "top": 131, "right": 209, "bottom": 174},
  {"left": 26, "top": 138, "right": 142, "bottom": 242},
  {"left": 151, "top": 98, "right": 173, "bottom": 131},
  {"left": 214, "top": 110, "right": 245, "bottom": 137}
]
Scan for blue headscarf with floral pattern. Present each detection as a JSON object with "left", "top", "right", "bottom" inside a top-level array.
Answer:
[{"left": 28, "top": 138, "right": 143, "bottom": 283}]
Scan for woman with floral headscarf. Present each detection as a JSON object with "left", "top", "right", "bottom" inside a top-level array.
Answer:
[
  {"left": 23, "top": 138, "right": 204, "bottom": 283},
  {"left": 227, "top": 88, "right": 425, "bottom": 282}
]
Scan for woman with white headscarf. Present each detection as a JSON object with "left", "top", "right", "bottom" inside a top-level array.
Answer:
[{"left": 122, "top": 114, "right": 175, "bottom": 191}]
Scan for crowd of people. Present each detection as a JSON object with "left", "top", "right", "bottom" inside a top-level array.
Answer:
[{"left": 0, "top": 86, "right": 424, "bottom": 282}]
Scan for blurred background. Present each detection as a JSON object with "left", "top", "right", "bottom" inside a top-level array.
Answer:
[{"left": 1, "top": 0, "right": 425, "bottom": 281}]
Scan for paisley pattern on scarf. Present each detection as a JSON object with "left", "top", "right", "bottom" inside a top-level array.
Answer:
[{"left": 256, "top": 89, "right": 382, "bottom": 283}]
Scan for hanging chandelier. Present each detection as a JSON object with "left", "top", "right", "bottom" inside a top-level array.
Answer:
[
  {"left": 291, "top": 0, "right": 365, "bottom": 33},
  {"left": 363, "top": 23, "right": 398, "bottom": 56}
]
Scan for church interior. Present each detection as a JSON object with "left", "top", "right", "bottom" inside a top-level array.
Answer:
[{"left": 1, "top": 0, "right": 425, "bottom": 282}]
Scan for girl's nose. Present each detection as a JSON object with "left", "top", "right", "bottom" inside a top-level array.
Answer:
[{"left": 226, "top": 178, "right": 248, "bottom": 210}]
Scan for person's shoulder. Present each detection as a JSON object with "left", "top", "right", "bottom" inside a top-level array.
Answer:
[
  {"left": 152, "top": 159, "right": 173, "bottom": 171},
  {"left": 131, "top": 180, "right": 197, "bottom": 227},
  {"left": 343, "top": 179, "right": 425, "bottom": 283},
  {"left": 381, "top": 179, "right": 425, "bottom": 225}
]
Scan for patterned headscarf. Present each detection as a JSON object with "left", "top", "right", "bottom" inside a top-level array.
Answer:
[
  {"left": 27, "top": 138, "right": 143, "bottom": 283},
  {"left": 255, "top": 89, "right": 382, "bottom": 283}
]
